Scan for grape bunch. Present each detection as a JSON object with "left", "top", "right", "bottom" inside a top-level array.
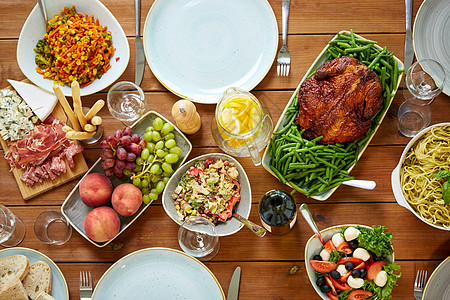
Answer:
[
  {"left": 126, "top": 117, "right": 183, "bottom": 204},
  {"left": 99, "top": 127, "right": 146, "bottom": 179}
]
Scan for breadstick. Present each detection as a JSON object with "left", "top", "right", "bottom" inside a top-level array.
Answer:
[
  {"left": 66, "top": 130, "right": 95, "bottom": 140},
  {"left": 62, "top": 125, "right": 74, "bottom": 133},
  {"left": 85, "top": 99, "right": 105, "bottom": 121},
  {"left": 84, "top": 124, "right": 97, "bottom": 132},
  {"left": 53, "top": 84, "right": 81, "bottom": 131},
  {"left": 71, "top": 81, "right": 87, "bottom": 128},
  {"left": 91, "top": 116, "right": 102, "bottom": 126}
]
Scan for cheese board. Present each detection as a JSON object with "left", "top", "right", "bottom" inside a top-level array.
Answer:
[{"left": 0, "top": 80, "right": 88, "bottom": 200}]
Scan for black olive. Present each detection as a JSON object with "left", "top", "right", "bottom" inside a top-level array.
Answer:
[
  {"left": 359, "top": 268, "right": 367, "bottom": 278},
  {"left": 348, "top": 239, "right": 358, "bottom": 249},
  {"left": 313, "top": 255, "right": 322, "bottom": 261},
  {"left": 330, "top": 270, "right": 340, "bottom": 279},
  {"left": 345, "top": 262, "right": 355, "bottom": 271},
  {"left": 320, "top": 284, "right": 332, "bottom": 293},
  {"left": 372, "top": 255, "right": 382, "bottom": 261},
  {"left": 351, "top": 269, "right": 361, "bottom": 278},
  {"left": 316, "top": 277, "right": 326, "bottom": 286}
]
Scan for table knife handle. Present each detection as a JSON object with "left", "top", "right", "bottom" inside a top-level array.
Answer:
[{"left": 135, "top": 0, "right": 141, "bottom": 37}]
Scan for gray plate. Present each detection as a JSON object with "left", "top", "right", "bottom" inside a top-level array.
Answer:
[
  {"left": 423, "top": 256, "right": 450, "bottom": 300},
  {"left": 61, "top": 111, "right": 192, "bottom": 247}
]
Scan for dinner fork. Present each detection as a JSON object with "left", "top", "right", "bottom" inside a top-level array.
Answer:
[
  {"left": 80, "top": 271, "right": 93, "bottom": 300},
  {"left": 277, "top": 0, "right": 291, "bottom": 76},
  {"left": 414, "top": 269, "right": 427, "bottom": 300}
]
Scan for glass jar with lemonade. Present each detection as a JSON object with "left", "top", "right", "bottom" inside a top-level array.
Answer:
[{"left": 211, "top": 87, "right": 273, "bottom": 166}]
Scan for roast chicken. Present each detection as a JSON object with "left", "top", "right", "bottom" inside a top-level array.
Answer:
[{"left": 295, "top": 56, "right": 382, "bottom": 144}]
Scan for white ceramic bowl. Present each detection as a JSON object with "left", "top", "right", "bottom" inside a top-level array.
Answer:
[
  {"left": 162, "top": 153, "right": 251, "bottom": 236},
  {"left": 423, "top": 256, "right": 450, "bottom": 300},
  {"left": 17, "top": 0, "right": 129, "bottom": 96},
  {"left": 391, "top": 122, "right": 450, "bottom": 231},
  {"left": 304, "top": 224, "right": 395, "bottom": 300}
]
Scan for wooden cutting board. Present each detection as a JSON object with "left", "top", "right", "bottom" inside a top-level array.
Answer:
[{"left": 0, "top": 81, "right": 88, "bottom": 200}]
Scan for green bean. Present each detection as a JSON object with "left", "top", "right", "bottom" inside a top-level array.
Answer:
[
  {"left": 344, "top": 44, "right": 372, "bottom": 54},
  {"left": 270, "top": 165, "right": 287, "bottom": 184},
  {"left": 288, "top": 181, "right": 308, "bottom": 196}
]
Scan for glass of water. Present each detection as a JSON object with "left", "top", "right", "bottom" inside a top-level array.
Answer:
[
  {"left": 0, "top": 204, "right": 26, "bottom": 247},
  {"left": 107, "top": 81, "right": 147, "bottom": 124},
  {"left": 406, "top": 59, "right": 445, "bottom": 103},
  {"left": 178, "top": 216, "right": 219, "bottom": 261}
]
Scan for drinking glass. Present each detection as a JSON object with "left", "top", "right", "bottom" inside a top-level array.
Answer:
[
  {"left": 68, "top": 107, "right": 104, "bottom": 145},
  {"left": 107, "top": 81, "right": 147, "bottom": 124},
  {"left": 178, "top": 216, "right": 219, "bottom": 261},
  {"left": 397, "top": 98, "right": 432, "bottom": 137},
  {"left": 0, "top": 204, "right": 26, "bottom": 248},
  {"left": 34, "top": 210, "right": 72, "bottom": 245},
  {"left": 406, "top": 59, "right": 445, "bottom": 103}
]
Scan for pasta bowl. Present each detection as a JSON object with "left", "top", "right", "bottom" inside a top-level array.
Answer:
[{"left": 391, "top": 122, "right": 450, "bottom": 231}]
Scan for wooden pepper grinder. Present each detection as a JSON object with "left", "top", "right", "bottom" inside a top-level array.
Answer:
[{"left": 171, "top": 99, "right": 201, "bottom": 134}]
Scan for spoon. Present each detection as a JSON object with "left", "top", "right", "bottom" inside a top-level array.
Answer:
[
  {"left": 342, "top": 179, "right": 376, "bottom": 190},
  {"left": 299, "top": 203, "right": 325, "bottom": 245},
  {"left": 232, "top": 212, "right": 266, "bottom": 238},
  {"left": 37, "top": 0, "right": 48, "bottom": 25}
]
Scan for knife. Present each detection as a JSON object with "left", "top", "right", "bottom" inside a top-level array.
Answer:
[
  {"left": 134, "top": 0, "right": 145, "bottom": 86},
  {"left": 227, "top": 266, "right": 241, "bottom": 300},
  {"left": 404, "top": 0, "right": 414, "bottom": 72}
]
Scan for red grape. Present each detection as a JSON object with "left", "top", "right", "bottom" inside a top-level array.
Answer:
[
  {"left": 101, "top": 159, "right": 115, "bottom": 169},
  {"left": 119, "top": 135, "right": 132, "bottom": 146},
  {"left": 115, "top": 159, "right": 126, "bottom": 169},
  {"left": 104, "top": 168, "right": 114, "bottom": 177},
  {"left": 123, "top": 127, "right": 133, "bottom": 136},
  {"left": 100, "top": 140, "right": 109, "bottom": 149},
  {"left": 116, "top": 147, "right": 127, "bottom": 160},
  {"left": 126, "top": 152, "right": 136, "bottom": 162},
  {"left": 100, "top": 149, "right": 114, "bottom": 160},
  {"left": 105, "top": 135, "right": 118, "bottom": 147},
  {"left": 124, "top": 161, "right": 136, "bottom": 171},
  {"left": 113, "top": 129, "right": 123, "bottom": 139},
  {"left": 126, "top": 143, "right": 142, "bottom": 154},
  {"left": 114, "top": 165, "right": 125, "bottom": 179},
  {"left": 131, "top": 134, "right": 140, "bottom": 143},
  {"left": 138, "top": 138, "right": 147, "bottom": 149}
]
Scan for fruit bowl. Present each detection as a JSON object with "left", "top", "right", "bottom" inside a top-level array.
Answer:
[{"left": 61, "top": 111, "right": 192, "bottom": 247}]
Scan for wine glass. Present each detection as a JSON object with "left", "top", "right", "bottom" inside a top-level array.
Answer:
[
  {"left": 178, "top": 216, "right": 219, "bottom": 261},
  {"left": 107, "top": 81, "right": 147, "bottom": 125},
  {"left": 406, "top": 59, "right": 445, "bottom": 103},
  {"left": 0, "top": 204, "right": 26, "bottom": 247}
]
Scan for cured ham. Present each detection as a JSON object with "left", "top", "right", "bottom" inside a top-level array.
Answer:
[{"left": 5, "top": 117, "right": 83, "bottom": 186}]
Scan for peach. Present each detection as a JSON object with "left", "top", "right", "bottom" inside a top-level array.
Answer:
[
  {"left": 111, "top": 183, "right": 142, "bottom": 217},
  {"left": 79, "top": 173, "right": 113, "bottom": 207},
  {"left": 84, "top": 206, "right": 121, "bottom": 243}
]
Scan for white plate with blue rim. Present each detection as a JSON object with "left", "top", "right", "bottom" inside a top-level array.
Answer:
[{"left": 143, "top": 0, "right": 278, "bottom": 104}]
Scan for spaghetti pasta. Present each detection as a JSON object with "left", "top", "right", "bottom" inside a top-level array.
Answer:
[{"left": 400, "top": 125, "right": 450, "bottom": 228}]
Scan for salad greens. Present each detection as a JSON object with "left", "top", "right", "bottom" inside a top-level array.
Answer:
[
  {"left": 362, "top": 263, "right": 401, "bottom": 300},
  {"left": 329, "top": 250, "right": 347, "bottom": 264},
  {"left": 356, "top": 225, "right": 394, "bottom": 258}
]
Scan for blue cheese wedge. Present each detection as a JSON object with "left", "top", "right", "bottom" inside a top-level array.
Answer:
[
  {"left": 0, "top": 89, "right": 38, "bottom": 141},
  {"left": 7, "top": 79, "right": 57, "bottom": 122}
]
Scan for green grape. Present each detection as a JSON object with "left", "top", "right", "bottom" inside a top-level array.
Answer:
[
  {"left": 145, "top": 126, "right": 153, "bottom": 133},
  {"left": 132, "top": 177, "right": 141, "bottom": 187},
  {"left": 169, "top": 146, "right": 183, "bottom": 156},
  {"left": 150, "top": 163, "right": 160, "bottom": 174},
  {"left": 146, "top": 142, "right": 155, "bottom": 152},
  {"left": 162, "top": 171, "right": 173, "bottom": 177},
  {"left": 162, "top": 162, "right": 173, "bottom": 173},
  {"left": 155, "top": 140, "right": 164, "bottom": 150},
  {"left": 163, "top": 177, "right": 170, "bottom": 184},
  {"left": 151, "top": 188, "right": 158, "bottom": 194},
  {"left": 123, "top": 169, "right": 132, "bottom": 176},
  {"left": 165, "top": 153, "right": 179, "bottom": 164},
  {"left": 141, "top": 187, "right": 150, "bottom": 195},
  {"left": 136, "top": 157, "right": 144, "bottom": 165},
  {"left": 147, "top": 154, "right": 155, "bottom": 163},
  {"left": 156, "top": 168, "right": 163, "bottom": 175},
  {"left": 150, "top": 176, "right": 159, "bottom": 183},
  {"left": 142, "top": 194, "right": 151, "bottom": 204},
  {"left": 163, "top": 133, "right": 175, "bottom": 140},
  {"left": 134, "top": 164, "right": 143, "bottom": 172},
  {"left": 153, "top": 117, "right": 164, "bottom": 131},
  {"left": 141, "top": 148, "right": 150, "bottom": 160},
  {"left": 152, "top": 131, "right": 161, "bottom": 142},
  {"left": 149, "top": 193, "right": 158, "bottom": 201},
  {"left": 161, "top": 122, "right": 174, "bottom": 135},
  {"left": 143, "top": 132, "right": 152, "bottom": 142},
  {"left": 155, "top": 181, "right": 165, "bottom": 194},
  {"left": 141, "top": 179, "right": 149, "bottom": 188},
  {"left": 156, "top": 149, "right": 165, "bottom": 158},
  {"left": 165, "top": 139, "right": 176, "bottom": 149}
]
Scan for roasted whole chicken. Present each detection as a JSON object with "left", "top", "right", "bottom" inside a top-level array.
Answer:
[{"left": 295, "top": 56, "right": 382, "bottom": 144}]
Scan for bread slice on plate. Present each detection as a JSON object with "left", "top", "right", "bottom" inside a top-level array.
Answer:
[
  {"left": 35, "top": 291, "right": 56, "bottom": 300},
  {"left": 0, "top": 254, "right": 30, "bottom": 285},
  {"left": 22, "top": 261, "right": 52, "bottom": 300},
  {"left": 0, "top": 277, "right": 28, "bottom": 300}
]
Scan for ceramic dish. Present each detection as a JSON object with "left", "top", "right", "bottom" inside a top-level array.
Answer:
[
  {"left": 143, "top": 0, "right": 278, "bottom": 104},
  {"left": 92, "top": 247, "right": 225, "bottom": 299},
  {"left": 423, "top": 256, "right": 450, "bottom": 300},
  {"left": 61, "top": 111, "right": 192, "bottom": 247},
  {"left": 262, "top": 31, "right": 403, "bottom": 201},
  {"left": 17, "top": 0, "right": 129, "bottom": 96},
  {"left": 413, "top": 0, "right": 450, "bottom": 96},
  {"left": 391, "top": 122, "right": 450, "bottom": 231},
  {"left": 0, "top": 247, "right": 69, "bottom": 299},
  {"left": 305, "top": 224, "right": 395, "bottom": 300},
  {"left": 162, "top": 153, "right": 251, "bottom": 236}
]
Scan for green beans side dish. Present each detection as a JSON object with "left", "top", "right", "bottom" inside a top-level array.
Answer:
[{"left": 268, "top": 30, "right": 402, "bottom": 197}]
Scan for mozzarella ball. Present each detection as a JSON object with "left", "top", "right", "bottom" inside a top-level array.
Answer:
[
  {"left": 374, "top": 270, "right": 388, "bottom": 287},
  {"left": 347, "top": 276, "right": 365, "bottom": 289},
  {"left": 344, "top": 227, "right": 361, "bottom": 241},
  {"left": 332, "top": 233, "right": 345, "bottom": 248},
  {"left": 320, "top": 248, "right": 331, "bottom": 261},
  {"left": 337, "top": 264, "right": 348, "bottom": 277},
  {"left": 353, "top": 248, "right": 371, "bottom": 261}
]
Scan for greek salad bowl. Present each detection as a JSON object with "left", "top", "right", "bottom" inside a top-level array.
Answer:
[
  {"left": 305, "top": 224, "right": 400, "bottom": 300},
  {"left": 162, "top": 153, "right": 251, "bottom": 237}
]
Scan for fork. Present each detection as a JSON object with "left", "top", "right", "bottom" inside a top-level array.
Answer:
[
  {"left": 80, "top": 271, "right": 93, "bottom": 300},
  {"left": 414, "top": 269, "right": 428, "bottom": 300},
  {"left": 277, "top": 0, "right": 291, "bottom": 76}
]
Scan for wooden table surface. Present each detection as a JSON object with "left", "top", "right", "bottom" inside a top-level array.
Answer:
[{"left": 1, "top": 0, "right": 450, "bottom": 299}]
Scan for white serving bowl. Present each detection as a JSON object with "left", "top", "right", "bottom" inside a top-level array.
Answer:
[
  {"left": 304, "top": 224, "right": 395, "bottom": 300},
  {"left": 162, "top": 153, "right": 251, "bottom": 236},
  {"left": 391, "top": 122, "right": 450, "bottom": 231},
  {"left": 17, "top": 0, "right": 129, "bottom": 96}
]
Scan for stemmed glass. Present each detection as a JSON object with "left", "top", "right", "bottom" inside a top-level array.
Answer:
[
  {"left": 0, "top": 204, "right": 26, "bottom": 247},
  {"left": 107, "top": 81, "right": 147, "bottom": 125},
  {"left": 178, "top": 216, "right": 219, "bottom": 261},
  {"left": 398, "top": 59, "right": 446, "bottom": 137}
]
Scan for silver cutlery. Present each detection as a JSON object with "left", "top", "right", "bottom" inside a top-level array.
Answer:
[
  {"left": 232, "top": 212, "right": 266, "bottom": 238},
  {"left": 135, "top": 0, "right": 145, "bottom": 86},
  {"left": 37, "top": 0, "right": 48, "bottom": 25},
  {"left": 414, "top": 269, "right": 427, "bottom": 300},
  {"left": 80, "top": 271, "right": 93, "bottom": 300},
  {"left": 277, "top": 0, "right": 291, "bottom": 76},
  {"left": 299, "top": 203, "right": 326, "bottom": 245},
  {"left": 404, "top": 0, "right": 414, "bottom": 72},
  {"left": 227, "top": 266, "right": 241, "bottom": 300}
]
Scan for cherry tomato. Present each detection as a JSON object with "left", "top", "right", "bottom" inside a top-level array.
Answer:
[
  {"left": 337, "top": 257, "right": 364, "bottom": 265},
  {"left": 337, "top": 242, "right": 353, "bottom": 254},
  {"left": 367, "top": 260, "right": 388, "bottom": 280},
  {"left": 329, "top": 277, "right": 351, "bottom": 291},
  {"left": 326, "top": 292, "right": 339, "bottom": 300},
  {"left": 310, "top": 260, "right": 337, "bottom": 273},
  {"left": 348, "top": 290, "right": 374, "bottom": 300},
  {"left": 324, "top": 240, "right": 336, "bottom": 251},
  {"left": 324, "top": 276, "right": 337, "bottom": 296}
]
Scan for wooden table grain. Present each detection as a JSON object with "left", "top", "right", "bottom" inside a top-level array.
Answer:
[{"left": 1, "top": 0, "right": 449, "bottom": 299}]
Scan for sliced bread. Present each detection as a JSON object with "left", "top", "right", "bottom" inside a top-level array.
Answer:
[
  {"left": 0, "top": 254, "right": 30, "bottom": 285},
  {"left": 36, "top": 291, "right": 56, "bottom": 300},
  {"left": 22, "top": 261, "right": 52, "bottom": 300},
  {"left": 0, "top": 277, "right": 28, "bottom": 300}
]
